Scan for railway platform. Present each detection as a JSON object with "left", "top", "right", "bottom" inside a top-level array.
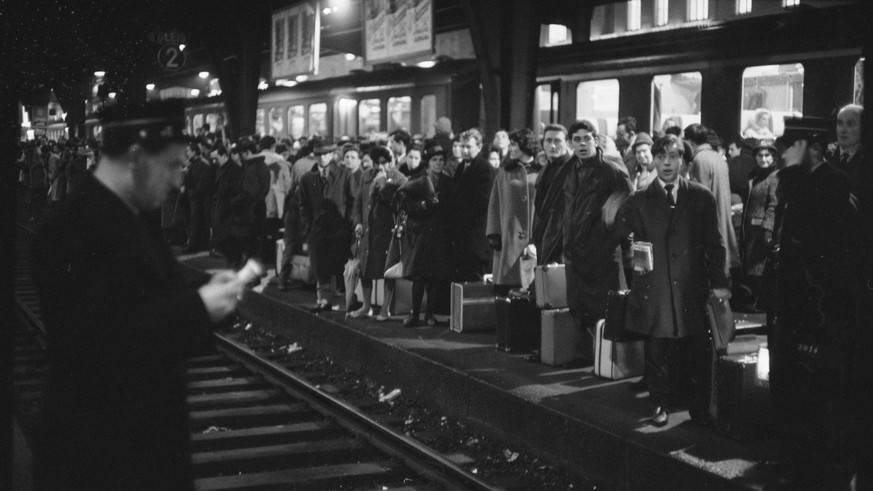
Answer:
[{"left": 180, "top": 252, "right": 782, "bottom": 491}]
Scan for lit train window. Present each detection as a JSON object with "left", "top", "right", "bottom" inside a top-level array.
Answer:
[
  {"left": 540, "top": 24, "right": 572, "bottom": 47},
  {"left": 387, "top": 96, "right": 411, "bottom": 133},
  {"left": 288, "top": 105, "right": 304, "bottom": 140},
  {"left": 854, "top": 58, "right": 865, "bottom": 105},
  {"left": 193, "top": 114, "right": 204, "bottom": 133},
  {"left": 687, "top": 0, "right": 708, "bottom": 21},
  {"left": 628, "top": 0, "right": 642, "bottom": 31},
  {"left": 420, "top": 95, "right": 437, "bottom": 138},
  {"left": 655, "top": 0, "right": 668, "bottom": 26},
  {"left": 576, "top": 79, "right": 619, "bottom": 138},
  {"left": 534, "top": 83, "right": 557, "bottom": 136},
  {"left": 740, "top": 63, "right": 803, "bottom": 138},
  {"left": 359, "top": 99, "right": 381, "bottom": 138},
  {"left": 205, "top": 113, "right": 220, "bottom": 134},
  {"left": 186, "top": 116, "right": 192, "bottom": 135},
  {"left": 308, "top": 103, "right": 328, "bottom": 137},
  {"left": 256, "top": 108, "right": 266, "bottom": 136},
  {"left": 651, "top": 72, "right": 702, "bottom": 136},
  {"left": 268, "top": 107, "right": 284, "bottom": 136},
  {"left": 337, "top": 98, "right": 358, "bottom": 138},
  {"left": 783, "top": 0, "right": 799, "bottom": 6},
  {"left": 736, "top": 0, "right": 752, "bottom": 15}
]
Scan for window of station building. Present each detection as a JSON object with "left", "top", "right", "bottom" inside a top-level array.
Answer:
[
  {"left": 387, "top": 96, "right": 411, "bottom": 133},
  {"left": 287, "top": 105, "right": 304, "bottom": 140},
  {"left": 687, "top": 0, "right": 708, "bottom": 21},
  {"left": 628, "top": 0, "right": 642, "bottom": 31},
  {"left": 268, "top": 107, "right": 284, "bottom": 136},
  {"left": 576, "top": 79, "right": 620, "bottom": 137},
  {"left": 308, "top": 103, "right": 328, "bottom": 137},
  {"left": 359, "top": 99, "right": 381, "bottom": 137},
  {"left": 854, "top": 57, "right": 865, "bottom": 105},
  {"left": 337, "top": 98, "right": 358, "bottom": 138},
  {"left": 655, "top": 0, "right": 669, "bottom": 26},
  {"left": 740, "top": 63, "right": 804, "bottom": 138},
  {"left": 736, "top": 0, "right": 752, "bottom": 15},
  {"left": 540, "top": 24, "right": 572, "bottom": 47},
  {"left": 420, "top": 94, "right": 437, "bottom": 137},
  {"left": 534, "top": 83, "right": 558, "bottom": 137},
  {"left": 256, "top": 108, "right": 266, "bottom": 136},
  {"left": 651, "top": 72, "right": 702, "bottom": 136}
]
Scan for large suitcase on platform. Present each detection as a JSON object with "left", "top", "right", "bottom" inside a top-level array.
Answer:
[
  {"left": 714, "top": 353, "right": 772, "bottom": 441},
  {"left": 393, "top": 278, "right": 414, "bottom": 315},
  {"left": 534, "top": 263, "right": 567, "bottom": 309},
  {"left": 540, "top": 308, "right": 578, "bottom": 366},
  {"left": 289, "top": 254, "right": 314, "bottom": 284},
  {"left": 495, "top": 290, "right": 540, "bottom": 352},
  {"left": 593, "top": 319, "right": 645, "bottom": 380},
  {"left": 450, "top": 282, "right": 497, "bottom": 333}
]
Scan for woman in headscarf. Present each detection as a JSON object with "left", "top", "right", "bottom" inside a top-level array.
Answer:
[{"left": 740, "top": 139, "right": 779, "bottom": 310}]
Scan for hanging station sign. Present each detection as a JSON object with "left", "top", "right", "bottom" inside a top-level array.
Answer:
[
  {"left": 363, "top": 0, "right": 433, "bottom": 63},
  {"left": 271, "top": 1, "right": 321, "bottom": 81}
]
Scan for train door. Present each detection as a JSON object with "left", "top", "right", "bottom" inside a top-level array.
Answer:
[
  {"left": 650, "top": 72, "right": 702, "bottom": 136},
  {"left": 534, "top": 80, "right": 560, "bottom": 137},
  {"left": 576, "top": 79, "right": 620, "bottom": 138}
]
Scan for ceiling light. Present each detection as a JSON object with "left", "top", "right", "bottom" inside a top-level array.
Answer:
[
  {"left": 416, "top": 60, "right": 436, "bottom": 68},
  {"left": 345, "top": 53, "right": 356, "bottom": 61},
  {"left": 108, "top": 92, "right": 117, "bottom": 99},
  {"left": 94, "top": 71, "right": 106, "bottom": 77},
  {"left": 198, "top": 71, "right": 210, "bottom": 79},
  {"left": 146, "top": 83, "right": 156, "bottom": 90},
  {"left": 190, "top": 89, "right": 200, "bottom": 96},
  {"left": 179, "top": 44, "right": 186, "bottom": 51}
]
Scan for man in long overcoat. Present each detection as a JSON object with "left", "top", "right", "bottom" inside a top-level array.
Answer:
[
  {"left": 209, "top": 143, "right": 243, "bottom": 268},
  {"left": 31, "top": 100, "right": 245, "bottom": 490},
  {"left": 563, "top": 120, "right": 632, "bottom": 359},
  {"left": 531, "top": 124, "right": 572, "bottom": 265},
  {"left": 618, "top": 134, "right": 729, "bottom": 427},
  {"left": 233, "top": 139, "right": 271, "bottom": 264}
]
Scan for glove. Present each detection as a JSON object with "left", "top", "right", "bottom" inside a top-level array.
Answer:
[{"left": 487, "top": 234, "right": 501, "bottom": 252}]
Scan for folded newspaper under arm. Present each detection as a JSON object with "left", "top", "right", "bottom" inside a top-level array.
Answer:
[{"left": 631, "top": 241, "right": 653, "bottom": 273}]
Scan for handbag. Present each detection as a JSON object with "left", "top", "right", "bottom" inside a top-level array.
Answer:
[
  {"left": 705, "top": 293, "right": 735, "bottom": 354},
  {"left": 383, "top": 216, "right": 405, "bottom": 279},
  {"left": 603, "top": 246, "right": 645, "bottom": 342}
]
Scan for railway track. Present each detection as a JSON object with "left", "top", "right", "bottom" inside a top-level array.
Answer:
[{"left": 13, "top": 224, "right": 499, "bottom": 490}]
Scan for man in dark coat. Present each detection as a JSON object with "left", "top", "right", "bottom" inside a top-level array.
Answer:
[
  {"left": 181, "top": 142, "right": 213, "bottom": 252},
  {"left": 531, "top": 124, "right": 573, "bottom": 265},
  {"left": 617, "top": 134, "right": 729, "bottom": 428},
  {"left": 233, "top": 138, "right": 271, "bottom": 265},
  {"left": 768, "top": 117, "right": 859, "bottom": 489},
  {"left": 447, "top": 128, "right": 497, "bottom": 281},
  {"left": 563, "top": 120, "right": 633, "bottom": 361},
  {"left": 209, "top": 143, "right": 243, "bottom": 268},
  {"left": 31, "top": 100, "right": 246, "bottom": 490}
]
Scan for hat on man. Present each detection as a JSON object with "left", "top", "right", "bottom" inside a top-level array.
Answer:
[
  {"left": 631, "top": 132, "right": 654, "bottom": 150},
  {"left": 98, "top": 99, "right": 187, "bottom": 155},
  {"left": 423, "top": 139, "right": 447, "bottom": 162},
  {"left": 777, "top": 116, "right": 833, "bottom": 150},
  {"left": 313, "top": 142, "right": 335, "bottom": 155}
]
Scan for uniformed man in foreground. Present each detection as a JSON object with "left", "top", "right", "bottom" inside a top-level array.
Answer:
[{"left": 31, "top": 99, "right": 247, "bottom": 490}]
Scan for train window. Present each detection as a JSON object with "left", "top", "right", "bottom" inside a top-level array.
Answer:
[
  {"left": 205, "top": 113, "right": 220, "bottom": 134},
  {"left": 651, "top": 72, "right": 702, "bottom": 135},
  {"left": 736, "top": 0, "right": 752, "bottom": 15},
  {"left": 783, "top": 0, "right": 799, "bottom": 6},
  {"left": 576, "top": 79, "right": 619, "bottom": 137},
  {"left": 337, "top": 98, "right": 358, "bottom": 138},
  {"left": 256, "top": 108, "right": 266, "bottom": 136},
  {"left": 540, "top": 25, "right": 572, "bottom": 47},
  {"left": 193, "top": 114, "right": 204, "bottom": 133},
  {"left": 655, "top": 0, "right": 668, "bottom": 26},
  {"left": 288, "top": 105, "right": 304, "bottom": 140},
  {"left": 359, "top": 99, "right": 381, "bottom": 138},
  {"left": 534, "top": 84, "right": 556, "bottom": 136},
  {"left": 308, "top": 103, "right": 328, "bottom": 137},
  {"left": 387, "top": 96, "right": 411, "bottom": 132},
  {"left": 420, "top": 95, "right": 437, "bottom": 138},
  {"left": 741, "top": 63, "right": 804, "bottom": 138},
  {"left": 268, "top": 107, "right": 284, "bottom": 136},
  {"left": 186, "top": 116, "right": 192, "bottom": 135},
  {"left": 854, "top": 58, "right": 864, "bottom": 105},
  {"left": 687, "top": 0, "right": 708, "bottom": 21},
  {"left": 628, "top": 0, "right": 641, "bottom": 31}
]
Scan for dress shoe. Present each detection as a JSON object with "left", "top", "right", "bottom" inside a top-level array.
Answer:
[
  {"left": 651, "top": 406, "right": 669, "bottom": 427},
  {"left": 403, "top": 314, "right": 419, "bottom": 327},
  {"left": 347, "top": 306, "right": 371, "bottom": 319},
  {"left": 424, "top": 313, "right": 437, "bottom": 327},
  {"left": 309, "top": 302, "right": 332, "bottom": 314}
]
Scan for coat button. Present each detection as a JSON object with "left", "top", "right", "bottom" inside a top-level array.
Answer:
[{"left": 521, "top": 195, "right": 527, "bottom": 201}]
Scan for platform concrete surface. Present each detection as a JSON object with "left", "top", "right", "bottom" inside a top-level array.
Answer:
[{"left": 182, "top": 253, "right": 780, "bottom": 491}]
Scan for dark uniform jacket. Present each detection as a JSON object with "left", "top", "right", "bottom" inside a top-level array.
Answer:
[
  {"left": 618, "top": 178, "right": 728, "bottom": 338},
  {"left": 31, "top": 173, "right": 214, "bottom": 490}
]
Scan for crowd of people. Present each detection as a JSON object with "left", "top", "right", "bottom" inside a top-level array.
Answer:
[{"left": 22, "top": 98, "right": 870, "bottom": 489}]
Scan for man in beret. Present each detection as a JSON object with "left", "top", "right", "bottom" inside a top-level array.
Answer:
[
  {"left": 31, "top": 99, "right": 247, "bottom": 489},
  {"left": 768, "top": 116, "right": 859, "bottom": 488}
]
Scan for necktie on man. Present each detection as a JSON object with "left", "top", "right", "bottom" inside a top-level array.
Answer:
[
  {"left": 840, "top": 152, "right": 849, "bottom": 168},
  {"left": 665, "top": 183, "right": 676, "bottom": 208}
]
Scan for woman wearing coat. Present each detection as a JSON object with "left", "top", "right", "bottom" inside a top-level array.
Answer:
[
  {"left": 395, "top": 142, "right": 452, "bottom": 327},
  {"left": 740, "top": 139, "right": 779, "bottom": 310},
  {"left": 348, "top": 146, "right": 407, "bottom": 319},
  {"left": 486, "top": 128, "right": 541, "bottom": 295}
]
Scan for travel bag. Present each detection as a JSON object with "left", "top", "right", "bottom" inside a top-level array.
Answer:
[
  {"left": 534, "top": 263, "right": 567, "bottom": 309},
  {"left": 450, "top": 282, "right": 497, "bottom": 333},
  {"left": 540, "top": 308, "right": 578, "bottom": 366},
  {"left": 714, "top": 352, "right": 772, "bottom": 441},
  {"left": 593, "top": 319, "right": 645, "bottom": 380},
  {"left": 495, "top": 289, "right": 540, "bottom": 353}
]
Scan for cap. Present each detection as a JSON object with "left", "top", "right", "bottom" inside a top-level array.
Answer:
[
  {"left": 313, "top": 143, "right": 335, "bottom": 155},
  {"left": 777, "top": 116, "right": 833, "bottom": 149},
  {"left": 753, "top": 139, "right": 777, "bottom": 154},
  {"left": 631, "top": 132, "right": 653, "bottom": 150},
  {"left": 423, "top": 139, "right": 447, "bottom": 162},
  {"left": 98, "top": 99, "right": 187, "bottom": 150}
]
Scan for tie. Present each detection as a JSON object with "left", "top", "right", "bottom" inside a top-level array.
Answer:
[
  {"left": 665, "top": 184, "right": 676, "bottom": 208},
  {"left": 840, "top": 152, "right": 849, "bottom": 168}
]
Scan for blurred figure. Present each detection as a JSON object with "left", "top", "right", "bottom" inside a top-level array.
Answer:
[
  {"left": 181, "top": 142, "right": 213, "bottom": 253},
  {"left": 433, "top": 116, "right": 454, "bottom": 156},
  {"left": 209, "top": 144, "right": 244, "bottom": 268},
  {"left": 492, "top": 129, "right": 510, "bottom": 160},
  {"left": 739, "top": 139, "right": 779, "bottom": 311},
  {"left": 234, "top": 138, "right": 271, "bottom": 265},
  {"left": 390, "top": 129, "right": 412, "bottom": 170},
  {"left": 830, "top": 104, "right": 863, "bottom": 203},
  {"left": 486, "top": 144, "right": 502, "bottom": 169},
  {"left": 631, "top": 132, "right": 656, "bottom": 191},
  {"left": 742, "top": 108, "right": 775, "bottom": 140},
  {"left": 615, "top": 116, "right": 636, "bottom": 157}
]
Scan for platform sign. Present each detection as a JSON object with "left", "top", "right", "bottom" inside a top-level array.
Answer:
[
  {"left": 364, "top": 0, "right": 432, "bottom": 63},
  {"left": 271, "top": 1, "right": 320, "bottom": 81},
  {"left": 157, "top": 45, "right": 186, "bottom": 72}
]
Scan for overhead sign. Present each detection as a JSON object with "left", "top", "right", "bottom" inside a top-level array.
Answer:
[
  {"left": 271, "top": 2, "right": 320, "bottom": 81},
  {"left": 157, "top": 45, "right": 186, "bottom": 71},
  {"left": 148, "top": 30, "right": 187, "bottom": 46},
  {"left": 364, "top": 0, "right": 433, "bottom": 63}
]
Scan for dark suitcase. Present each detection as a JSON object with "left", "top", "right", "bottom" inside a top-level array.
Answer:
[
  {"left": 495, "top": 290, "right": 540, "bottom": 353},
  {"left": 450, "top": 282, "right": 497, "bottom": 333},
  {"left": 714, "top": 353, "right": 772, "bottom": 441}
]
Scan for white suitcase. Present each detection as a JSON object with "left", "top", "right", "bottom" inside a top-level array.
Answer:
[
  {"left": 540, "top": 308, "right": 578, "bottom": 366},
  {"left": 534, "top": 263, "right": 567, "bottom": 309},
  {"left": 593, "top": 319, "right": 645, "bottom": 380}
]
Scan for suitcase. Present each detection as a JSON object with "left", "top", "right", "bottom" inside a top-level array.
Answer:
[
  {"left": 540, "top": 308, "right": 578, "bottom": 366},
  {"left": 534, "top": 263, "right": 567, "bottom": 309},
  {"left": 495, "top": 290, "right": 540, "bottom": 353},
  {"left": 727, "top": 334, "right": 767, "bottom": 355},
  {"left": 714, "top": 353, "right": 772, "bottom": 441},
  {"left": 289, "top": 254, "right": 314, "bottom": 284},
  {"left": 393, "top": 278, "right": 414, "bottom": 315},
  {"left": 593, "top": 319, "right": 645, "bottom": 380},
  {"left": 275, "top": 238, "right": 285, "bottom": 274},
  {"left": 354, "top": 278, "right": 385, "bottom": 308},
  {"left": 450, "top": 282, "right": 497, "bottom": 333}
]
